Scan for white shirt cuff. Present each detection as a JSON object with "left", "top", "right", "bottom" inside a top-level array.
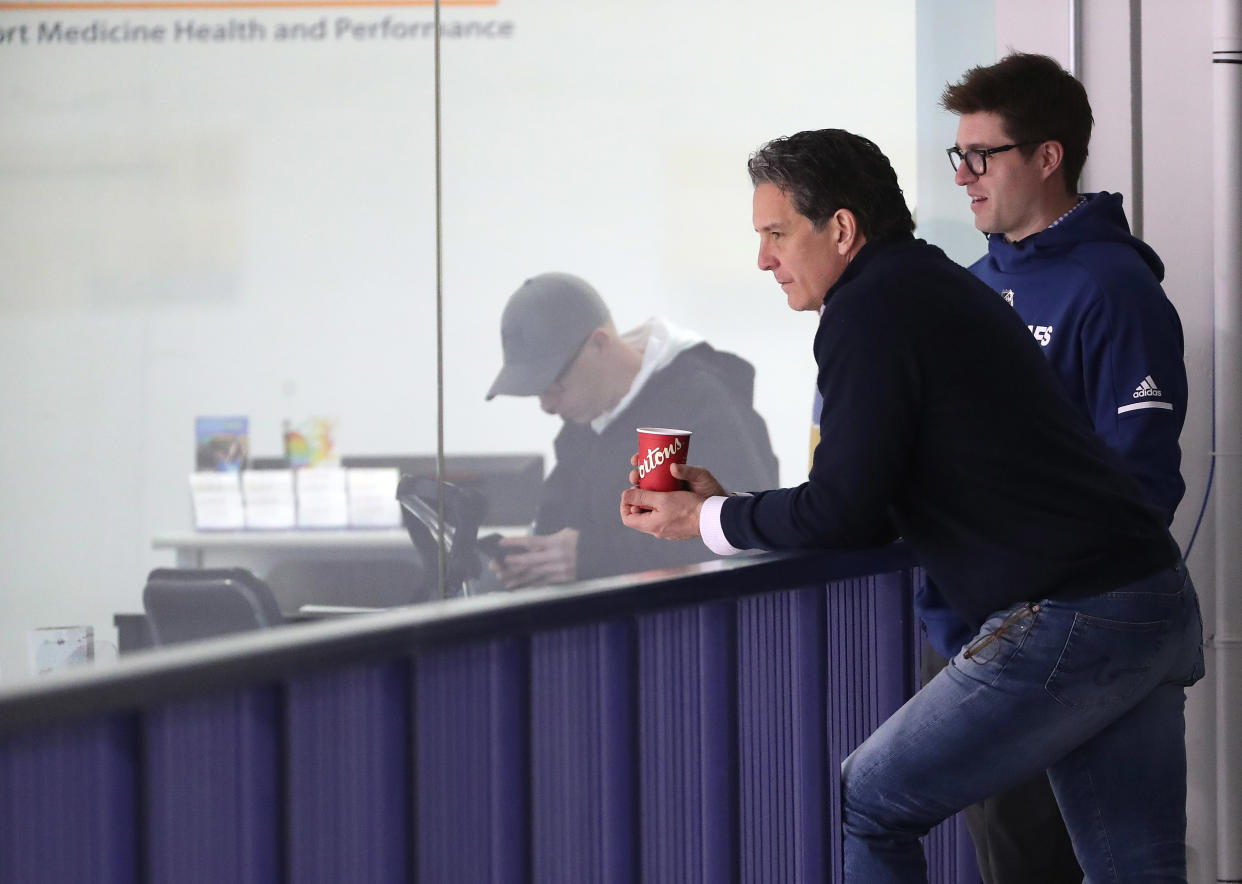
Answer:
[{"left": 700, "top": 494, "right": 754, "bottom": 557}]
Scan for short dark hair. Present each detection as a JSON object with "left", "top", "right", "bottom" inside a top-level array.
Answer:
[
  {"left": 747, "top": 129, "right": 915, "bottom": 240},
  {"left": 941, "top": 52, "right": 1093, "bottom": 195}
]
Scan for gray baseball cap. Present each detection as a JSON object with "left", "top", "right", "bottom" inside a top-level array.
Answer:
[{"left": 486, "top": 272, "right": 611, "bottom": 399}]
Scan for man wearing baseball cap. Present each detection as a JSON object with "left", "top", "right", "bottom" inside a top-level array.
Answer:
[{"left": 486, "top": 271, "right": 778, "bottom": 588}]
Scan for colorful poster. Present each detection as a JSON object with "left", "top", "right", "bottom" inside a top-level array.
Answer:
[{"left": 195, "top": 415, "right": 249, "bottom": 472}]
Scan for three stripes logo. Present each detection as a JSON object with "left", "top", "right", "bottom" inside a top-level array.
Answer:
[
  {"left": 1119, "top": 375, "right": 1173, "bottom": 414},
  {"left": 1133, "top": 375, "right": 1163, "bottom": 399}
]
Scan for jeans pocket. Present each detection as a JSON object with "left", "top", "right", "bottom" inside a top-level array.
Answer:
[{"left": 1044, "top": 612, "right": 1170, "bottom": 709}]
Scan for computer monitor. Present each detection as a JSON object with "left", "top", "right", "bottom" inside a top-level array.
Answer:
[{"left": 341, "top": 453, "right": 544, "bottom": 527}]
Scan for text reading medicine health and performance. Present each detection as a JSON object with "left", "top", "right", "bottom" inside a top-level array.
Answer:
[{"left": 4, "top": 17, "right": 514, "bottom": 46}]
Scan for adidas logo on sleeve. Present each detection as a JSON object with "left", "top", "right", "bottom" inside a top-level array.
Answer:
[
  {"left": 1133, "top": 375, "right": 1162, "bottom": 398},
  {"left": 1118, "top": 375, "right": 1174, "bottom": 413}
]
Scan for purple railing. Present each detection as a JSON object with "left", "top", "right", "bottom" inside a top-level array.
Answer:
[{"left": 0, "top": 546, "right": 978, "bottom": 883}]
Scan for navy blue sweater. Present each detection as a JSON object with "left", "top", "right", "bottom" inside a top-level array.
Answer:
[
  {"left": 918, "top": 193, "right": 1189, "bottom": 654},
  {"left": 720, "top": 235, "right": 1179, "bottom": 627},
  {"left": 971, "top": 191, "right": 1187, "bottom": 517}
]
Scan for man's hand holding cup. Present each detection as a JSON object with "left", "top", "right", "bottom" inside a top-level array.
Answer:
[{"left": 620, "top": 427, "right": 727, "bottom": 540}]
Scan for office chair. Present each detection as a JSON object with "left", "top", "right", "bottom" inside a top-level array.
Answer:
[
  {"left": 395, "top": 475, "right": 488, "bottom": 598},
  {"left": 143, "top": 567, "right": 285, "bottom": 646}
]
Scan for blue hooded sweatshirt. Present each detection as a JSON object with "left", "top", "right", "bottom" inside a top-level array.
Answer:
[{"left": 917, "top": 191, "right": 1187, "bottom": 657}]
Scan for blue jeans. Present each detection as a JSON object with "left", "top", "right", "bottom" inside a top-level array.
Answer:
[{"left": 841, "top": 563, "right": 1204, "bottom": 883}]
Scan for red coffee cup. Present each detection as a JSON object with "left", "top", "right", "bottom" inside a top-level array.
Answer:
[{"left": 636, "top": 427, "right": 692, "bottom": 492}]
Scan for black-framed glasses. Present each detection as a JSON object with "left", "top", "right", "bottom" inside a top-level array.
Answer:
[{"left": 946, "top": 142, "right": 1040, "bottom": 176}]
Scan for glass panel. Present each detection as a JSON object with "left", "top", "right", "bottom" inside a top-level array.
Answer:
[
  {"left": 0, "top": 1, "right": 440, "bottom": 679},
  {"left": 0, "top": 0, "right": 997, "bottom": 683},
  {"left": 915, "top": 0, "right": 997, "bottom": 266},
  {"left": 440, "top": 0, "right": 919, "bottom": 591}
]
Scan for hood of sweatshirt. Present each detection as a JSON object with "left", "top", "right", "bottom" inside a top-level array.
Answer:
[
  {"left": 591, "top": 317, "right": 704, "bottom": 433},
  {"left": 982, "top": 191, "right": 1165, "bottom": 281}
]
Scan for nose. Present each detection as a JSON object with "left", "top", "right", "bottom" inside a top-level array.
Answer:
[
  {"left": 538, "top": 389, "right": 559, "bottom": 415},
  {"left": 758, "top": 242, "right": 776, "bottom": 272},
  {"left": 955, "top": 161, "right": 976, "bottom": 186}
]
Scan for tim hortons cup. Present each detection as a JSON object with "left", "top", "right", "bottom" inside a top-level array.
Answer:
[{"left": 636, "top": 428, "right": 692, "bottom": 492}]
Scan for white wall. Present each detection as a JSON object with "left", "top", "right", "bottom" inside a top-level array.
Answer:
[
  {"left": 915, "top": 0, "right": 995, "bottom": 267},
  {"left": 1136, "top": 4, "right": 1221, "bottom": 877},
  {"left": 0, "top": 0, "right": 917, "bottom": 681}
]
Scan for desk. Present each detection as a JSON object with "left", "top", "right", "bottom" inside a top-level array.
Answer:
[
  {"left": 152, "top": 530, "right": 424, "bottom": 613},
  {"left": 153, "top": 529, "right": 417, "bottom": 569},
  {"left": 122, "top": 530, "right": 428, "bottom": 654},
  {"left": 151, "top": 526, "right": 516, "bottom": 614}
]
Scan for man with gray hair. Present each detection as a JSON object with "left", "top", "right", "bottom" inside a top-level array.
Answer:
[{"left": 486, "top": 271, "right": 778, "bottom": 588}]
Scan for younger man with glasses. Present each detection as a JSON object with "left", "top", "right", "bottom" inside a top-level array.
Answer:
[{"left": 925, "top": 52, "right": 1189, "bottom": 883}]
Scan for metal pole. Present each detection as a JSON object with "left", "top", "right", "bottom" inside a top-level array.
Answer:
[
  {"left": 1128, "top": 0, "right": 1143, "bottom": 239},
  {"left": 433, "top": 0, "right": 447, "bottom": 597},
  {"left": 1067, "top": 0, "right": 1081, "bottom": 77},
  {"left": 1212, "top": 0, "right": 1242, "bottom": 878}
]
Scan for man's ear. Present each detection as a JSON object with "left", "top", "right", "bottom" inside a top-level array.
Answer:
[
  {"left": 834, "top": 209, "right": 860, "bottom": 255},
  {"left": 584, "top": 326, "right": 611, "bottom": 354},
  {"left": 1036, "top": 140, "right": 1065, "bottom": 183}
]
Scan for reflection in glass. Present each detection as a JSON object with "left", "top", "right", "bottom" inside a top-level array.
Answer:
[{"left": 0, "top": 0, "right": 920, "bottom": 681}]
